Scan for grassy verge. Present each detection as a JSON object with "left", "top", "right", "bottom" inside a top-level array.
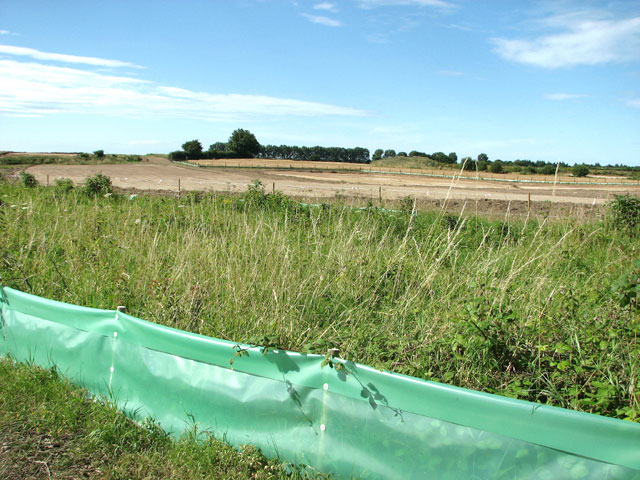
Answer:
[
  {"left": 0, "top": 357, "right": 320, "bottom": 479},
  {"left": 0, "top": 153, "right": 142, "bottom": 166},
  {"left": 0, "top": 179, "right": 639, "bottom": 422}
]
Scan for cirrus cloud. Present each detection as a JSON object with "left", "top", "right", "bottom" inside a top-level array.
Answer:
[
  {"left": 301, "top": 14, "right": 342, "bottom": 27},
  {"left": 493, "top": 15, "right": 640, "bottom": 68},
  {"left": 0, "top": 44, "right": 142, "bottom": 68},
  {"left": 0, "top": 54, "right": 368, "bottom": 120}
]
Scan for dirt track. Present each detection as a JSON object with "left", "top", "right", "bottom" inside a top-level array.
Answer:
[{"left": 25, "top": 157, "right": 640, "bottom": 206}]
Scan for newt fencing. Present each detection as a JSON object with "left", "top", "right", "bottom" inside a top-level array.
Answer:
[{"left": 1, "top": 287, "right": 639, "bottom": 479}]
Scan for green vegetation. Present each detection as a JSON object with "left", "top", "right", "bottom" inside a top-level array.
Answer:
[
  {"left": 0, "top": 180, "right": 639, "bottom": 423},
  {"left": 170, "top": 129, "right": 371, "bottom": 163},
  {"left": 0, "top": 358, "right": 312, "bottom": 479},
  {"left": 573, "top": 164, "right": 590, "bottom": 177},
  {"left": 54, "top": 177, "right": 74, "bottom": 193},
  {"left": 371, "top": 155, "right": 443, "bottom": 169},
  {"left": 18, "top": 171, "right": 37, "bottom": 188},
  {"left": 0, "top": 153, "right": 142, "bottom": 166},
  {"left": 82, "top": 173, "right": 113, "bottom": 197}
]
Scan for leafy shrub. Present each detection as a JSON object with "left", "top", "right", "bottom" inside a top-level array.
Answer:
[
  {"left": 609, "top": 194, "right": 640, "bottom": 232},
  {"left": 79, "top": 153, "right": 90, "bottom": 160},
  {"left": 169, "top": 151, "right": 187, "bottom": 161},
  {"left": 541, "top": 164, "right": 556, "bottom": 175},
  {"left": 54, "top": 178, "right": 74, "bottom": 193},
  {"left": 489, "top": 161, "right": 503, "bottom": 173},
  {"left": 572, "top": 164, "right": 589, "bottom": 177},
  {"left": 19, "top": 171, "right": 38, "bottom": 187},
  {"left": 611, "top": 260, "right": 640, "bottom": 310},
  {"left": 83, "top": 173, "right": 112, "bottom": 196},
  {"left": 93, "top": 150, "right": 105, "bottom": 158}
]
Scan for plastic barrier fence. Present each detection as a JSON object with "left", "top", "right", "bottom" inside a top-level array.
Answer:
[{"left": 1, "top": 287, "right": 639, "bottom": 479}]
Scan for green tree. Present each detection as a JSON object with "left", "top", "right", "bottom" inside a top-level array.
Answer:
[
  {"left": 448, "top": 152, "right": 458, "bottom": 163},
  {"left": 383, "top": 149, "right": 396, "bottom": 158},
  {"left": 182, "top": 140, "right": 203, "bottom": 159},
  {"left": 93, "top": 150, "right": 104, "bottom": 158},
  {"left": 209, "top": 142, "right": 227, "bottom": 153},
  {"left": 572, "top": 164, "right": 589, "bottom": 177},
  {"left": 477, "top": 153, "right": 488, "bottom": 163},
  {"left": 227, "top": 129, "right": 261, "bottom": 158},
  {"left": 461, "top": 157, "right": 476, "bottom": 171},
  {"left": 490, "top": 160, "right": 504, "bottom": 173},
  {"left": 372, "top": 149, "right": 384, "bottom": 161}
]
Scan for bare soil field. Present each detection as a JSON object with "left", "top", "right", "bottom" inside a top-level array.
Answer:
[
  {"left": 22, "top": 157, "right": 640, "bottom": 215},
  {"left": 192, "top": 158, "right": 640, "bottom": 185}
]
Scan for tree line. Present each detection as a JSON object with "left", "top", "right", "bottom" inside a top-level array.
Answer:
[
  {"left": 169, "top": 129, "right": 370, "bottom": 164},
  {"left": 168, "top": 128, "right": 604, "bottom": 177},
  {"left": 257, "top": 145, "right": 370, "bottom": 164}
]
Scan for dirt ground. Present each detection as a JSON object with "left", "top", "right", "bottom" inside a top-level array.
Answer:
[{"left": 23, "top": 157, "right": 640, "bottom": 214}]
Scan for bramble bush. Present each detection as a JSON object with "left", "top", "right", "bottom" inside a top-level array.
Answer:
[
  {"left": 83, "top": 173, "right": 112, "bottom": 197},
  {"left": 609, "top": 194, "right": 640, "bottom": 233},
  {"left": 19, "top": 171, "right": 37, "bottom": 188}
]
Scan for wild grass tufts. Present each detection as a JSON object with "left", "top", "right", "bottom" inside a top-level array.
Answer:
[{"left": 1, "top": 181, "right": 638, "bottom": 421}]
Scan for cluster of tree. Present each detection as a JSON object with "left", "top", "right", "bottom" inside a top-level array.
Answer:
[
  {"left": 372, "top": 149, "right": 459, "bottom": 164},
  {"left": 169, "top": 129, "right": 261, "bottom": 161},
  {"left": 169, "top": 129, "right": 370, "bottom": 164},
  {"left": 257, "top": 145, "right": 370, "bottom": 164}
]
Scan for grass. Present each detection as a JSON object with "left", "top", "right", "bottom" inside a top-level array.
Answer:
[
  {"left": 0, "top": 179, "right": 638, "bottom": 423},
  {"left": 371, "top": 155, "right": 444, "bottom": 170},
  {"left": 0, "top": 153, "right": 142, "bottom": 166},
  {"left": 0, "top": 357, "right": 316, "bottom": 479}
]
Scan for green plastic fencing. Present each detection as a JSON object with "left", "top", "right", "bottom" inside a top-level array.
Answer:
[{"left": 1, "top": 286, "right": 639, "bottom": 479}]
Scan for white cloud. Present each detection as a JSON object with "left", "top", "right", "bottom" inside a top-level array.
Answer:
[
  {"left": 0, "top": 44, "right": 141, "bottom": 68},
  {"left": 543, "top": 93, "right": 587, "bottom": 101},
  {"left": 0, "top": 58, "right": 368, "bottom": 119},
  {"left": 0, "top": 30, "right": 13, "bottom": 35},
  {"left": 313, "top": 2, "right": 337, "bottom": 12},
  {"left": 628, "top": 99, "right": 640, "bottom": 108},
  {"left": 301, "top": 14, "right": 342, "bottom": 27},
  {"left": 493, "top": 16, "right": 640, "bottom": 68},
  {"left": 358, "top": 0, "right": 454, "bottom": 9}
]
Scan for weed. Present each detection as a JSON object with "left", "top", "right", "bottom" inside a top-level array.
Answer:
[
  {"left": 19, "top": 171, "right": 37, "bottom": 188},
  {"left": 54, "top": 177, "right": 74, "bottom": 193},
  {"left": 83, "top": 173, "right": 112, "bottom": 196},
  {"left": 611, "top": 260, "right": 640, "bottom": 310},
  {"left": 0, "top": 181, "right": 638, "bottom": 421},
  {"left": 609, "top": 194, "right": 640, "bottom": 233}
]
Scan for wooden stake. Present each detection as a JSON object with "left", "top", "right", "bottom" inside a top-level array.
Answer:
[
  {"left": 178, "top": 178, "right": 181, "bottom": 195},
  {"left": 272, "top": 182, "right": 275, "bottom": 194},
  {"left": 379, "top": 186, "right": 382, "bottom": 205},
  {"left": 527, "top": 192, "right": 531, "bottom": 214}
]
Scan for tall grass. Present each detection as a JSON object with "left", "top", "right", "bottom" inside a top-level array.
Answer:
[{"left": 0, "top": 181, "right": 638, "bottom": 421}]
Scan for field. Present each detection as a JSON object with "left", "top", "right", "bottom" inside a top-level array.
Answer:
[
  {"left": 2, "top": 170, "right": 639, "bottom": 478},
  {"left": 1, "top": 178, "right": 638, "bottom": 421},
  {"left": 18, "top": 157, "right": 640, "bottom": 219}
]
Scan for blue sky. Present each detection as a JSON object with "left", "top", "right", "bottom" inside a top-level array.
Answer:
[{"left": 1, "top": 0, "right": 639, "bottom": 165}]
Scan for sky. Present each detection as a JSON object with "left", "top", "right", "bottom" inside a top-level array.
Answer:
[{"left": 0, "top": 0, "right": 639, "bottom": 165}]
